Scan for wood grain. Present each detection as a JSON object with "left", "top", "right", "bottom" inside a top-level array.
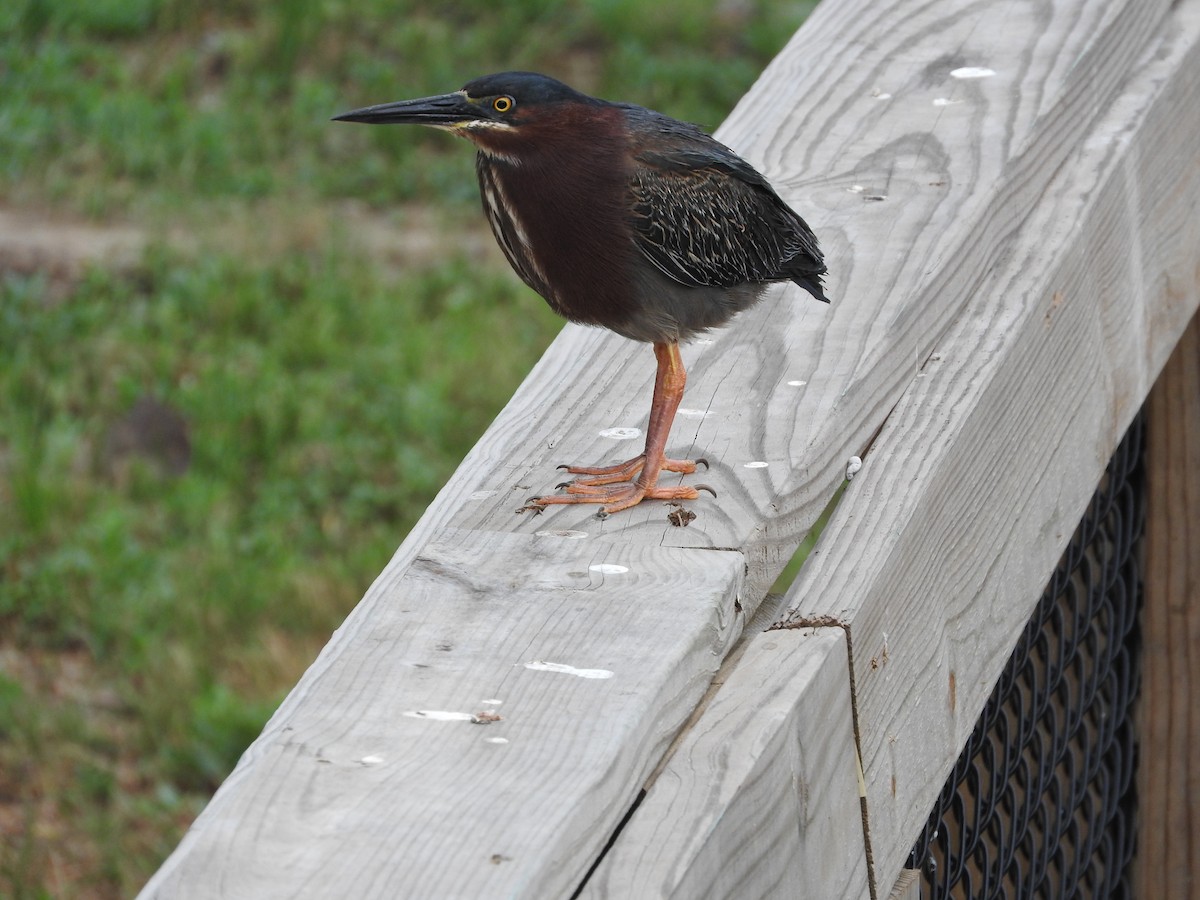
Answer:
[
  {"left": 142, "top": 0, "right": 1200, "bottom": 895},
  {"left": 886, "top": 870, "right": 921, "bottom": 900},
  {"left": 580, "top": 629, "right": 868, "bottom": 900},
  {"left": 141, "top": 533, "right": 744, "bottom": 899},
  {"left": 781, "top": 1, "right": 1200, "bottom": 889},
  {"left": 411, "top": 0, "right": 1171, "bottom": 604},
  {"left": 1139, "top": 312, "right": 1200, "bottom": 899}
]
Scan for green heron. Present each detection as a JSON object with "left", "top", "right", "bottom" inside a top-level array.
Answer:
[{"left": 334, "top": 72, "right": 827, "bottom": 514}]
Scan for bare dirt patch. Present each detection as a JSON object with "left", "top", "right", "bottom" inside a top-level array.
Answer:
[{"left": 0, "top": 208, "right": 144, "bottom": 299}]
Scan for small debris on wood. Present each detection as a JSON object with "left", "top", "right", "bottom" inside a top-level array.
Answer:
[
  {"left": 667, "top": 503, "right": 696, "bottom": 527},
  {"left": 471, "top": 711, "right": 504, "bottom": 725}
]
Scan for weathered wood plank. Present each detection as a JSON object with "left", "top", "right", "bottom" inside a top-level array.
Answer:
[
  {"left": 412, "top": 0, "right": 1170, "bottom": 605},
  {"left": 579, "top": 629, "right": 868, "bottom": 900},
  {"left": 144, "top": 0, "right": 1200, "bottom": 895},
  {"left": 1139, "top": 312, "right": 1200, "bottom": 899},
  {"left": 781, "top": 1, "right": 1200, "bottom": 889},
  {"left": 140, "top": 533, "right": 744, "bottom": 899},
  {"left": 887, "top": 870, "right": 921, "bottom": 900}
]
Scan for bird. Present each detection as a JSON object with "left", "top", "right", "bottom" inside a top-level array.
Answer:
[{"left": 333, "top": 72, "right": 827, "bottom": 514}]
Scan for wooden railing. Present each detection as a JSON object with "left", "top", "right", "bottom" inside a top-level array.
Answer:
[{"left": 141, "top": 0, "right": 1200, "bottom": 896}]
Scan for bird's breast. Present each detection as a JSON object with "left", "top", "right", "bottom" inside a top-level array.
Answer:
[
  {"left": 475, "top": 136, "right": 641, "bottom": 332},
  {"left": 477, "top": 160, "right": 556, "bottom": 304}
]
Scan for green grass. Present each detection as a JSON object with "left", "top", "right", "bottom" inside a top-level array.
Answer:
[
  {"left": 0, "top": 0, "right": 815, "bottom": 216},
  {"left": 2, "top": 246, "right": 552, "bottom": 647},
  {"left": 0, "top": 245, "right": 560, "bottom": 895},
  {"left": 0, "top": 0, "right": 819, "bottom": 895}
]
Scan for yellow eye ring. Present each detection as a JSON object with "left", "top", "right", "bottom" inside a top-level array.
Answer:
[{"left": 493, "top": 96, "right": 514, "bottom": 113}]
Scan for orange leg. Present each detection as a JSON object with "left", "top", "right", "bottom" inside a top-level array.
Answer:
[
  {"left": 559, "top": 454, "right": 705, "bottom": 487},
  {"left": 527, "top": 342, "right": 711, "bottom": 514}
]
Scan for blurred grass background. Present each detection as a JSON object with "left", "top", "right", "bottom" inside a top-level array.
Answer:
[{"left": 0, "top": 0, "right": 818, "bottom": 895}]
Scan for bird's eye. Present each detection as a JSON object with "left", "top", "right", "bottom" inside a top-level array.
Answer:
[{"left": 493, "top": 96, "right": 514, "bottom": 113}]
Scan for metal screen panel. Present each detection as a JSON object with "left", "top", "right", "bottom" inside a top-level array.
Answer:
[{"left": 908, "top": 415, "right": 1144, "bottom": 898}]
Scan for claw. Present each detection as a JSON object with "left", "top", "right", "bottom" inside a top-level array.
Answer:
[
  {"left": 555, "top": 481, "right": 572, "bottom": 490},
  {"left": 695, "top": 457, "right": 710, "bottom": 470},
  {"left": 693, "top": 484, "right": 717, "bottom": 498}
]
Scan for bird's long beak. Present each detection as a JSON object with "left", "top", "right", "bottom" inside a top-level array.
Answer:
[{"left": 331, "top": 92, "right": 476, "bottom": 127}]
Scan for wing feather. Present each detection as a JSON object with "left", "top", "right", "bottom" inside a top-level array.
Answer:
[{"left": 625, "top": 111, "right": 826, "bottom": 298}]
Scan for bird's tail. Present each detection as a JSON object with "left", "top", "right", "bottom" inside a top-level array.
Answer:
[{"left": 792, "top": 273, "right": 830, "bottom": 304}]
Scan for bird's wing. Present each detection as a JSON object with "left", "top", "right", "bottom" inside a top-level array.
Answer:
[{"left": 629, "top": 134, "right": 824, "bottom": 291}]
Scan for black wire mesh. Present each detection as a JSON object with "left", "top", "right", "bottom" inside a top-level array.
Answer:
[{"left": 907, "top": 415, "right": 1144, "bottom": 899}]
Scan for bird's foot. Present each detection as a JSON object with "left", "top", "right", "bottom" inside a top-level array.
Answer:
[
  {"left": 557, "top": 454, "right": 707, "bottom": 487},
  {"left": 524, "top": 480, "right": 716, "bottom": 515}
]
